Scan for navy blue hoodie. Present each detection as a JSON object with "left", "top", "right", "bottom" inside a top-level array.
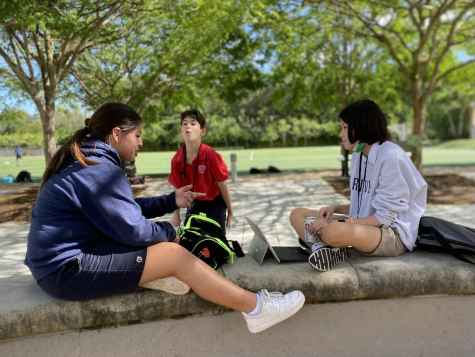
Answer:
[{"left": 24, "top": 140, "right": 178, "bottom": 281}]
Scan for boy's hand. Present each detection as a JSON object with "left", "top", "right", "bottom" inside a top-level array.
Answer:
[
  {"left": 175, "top": 185, "right": 206, "bottom": 208},
  {"left": 226, "top": 209, "right": 234, "bottom": 229},
  {"left": 170, "top": 217, "right": 181, "bottom": 228}
]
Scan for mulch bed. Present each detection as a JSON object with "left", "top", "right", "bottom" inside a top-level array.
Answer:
[
  {"left": 0, "top": 185, "right": 148, "bottom": 224},
  {"left": 324, "top": 174, "right": 475, "bottom": 206}
]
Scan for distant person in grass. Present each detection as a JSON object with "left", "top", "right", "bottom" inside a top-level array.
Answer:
[
  {"left": 15, "top": 146, "right": 22, "bottom": 166},
  {"left": 290, "top": 100, "right": 427, "bottom": 271},
  {"left": 168, "top": 109, "right": 234, "bottom": 233}
]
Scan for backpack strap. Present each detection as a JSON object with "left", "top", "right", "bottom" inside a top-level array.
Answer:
[
  {"left": 229, "top": 240, "right": 245, "bottom": 257},
  {"left": 427, "top": 227, "right": 475, "bottom": 265}
]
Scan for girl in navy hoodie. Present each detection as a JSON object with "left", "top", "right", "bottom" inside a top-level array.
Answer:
[{"left": 24, "top": 103, "right": 304, "bottom": 334}]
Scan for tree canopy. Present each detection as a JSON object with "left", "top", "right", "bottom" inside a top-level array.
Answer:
[{"left": 1, "top": 0, "right": 473, "bottom": 170}]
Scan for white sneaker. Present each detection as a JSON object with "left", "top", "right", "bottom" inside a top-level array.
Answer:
[
  {"left": 140, "top": 276, "right": 190, "bottom": 295},
  {"left": 242, "top": 289, "right": 305, "bottom": 333}
]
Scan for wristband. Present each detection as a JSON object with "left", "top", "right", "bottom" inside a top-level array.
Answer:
[{"left": 349, "top": 218, "right": 354, "bottom": 224}]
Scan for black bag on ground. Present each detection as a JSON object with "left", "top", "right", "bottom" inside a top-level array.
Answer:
[
  {"left": 178, "top": 213, "right": 234, "bottom": 270},
  {"left": 250, "top": 167, "right": 267, "bottom": 174},
  {"left": 417, "top": 216, "right": 475, "bottom": 264},
  {"left": 15, "top": 171, "right": 32, "bottom": 182}
]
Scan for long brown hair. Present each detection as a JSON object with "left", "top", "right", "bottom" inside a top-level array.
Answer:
[{"left": 39, "top": 103, "right": 142, "bottom": 192}]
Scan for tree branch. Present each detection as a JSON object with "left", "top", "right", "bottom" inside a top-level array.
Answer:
[
  {"left": 437, "top": 59, "right": 475, "bottom": 82},
  {"left": 423, "top": 1, "right": 475, "bottom": 103}
]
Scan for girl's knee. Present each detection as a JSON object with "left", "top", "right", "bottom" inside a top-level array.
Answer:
[
  {"left": 148, "top": 242, "right": 190, "bottom": 259},
  {"left": 290, "top": 207, "right": 308, "bottom": 221},
  {"left": 321, "top": 224, "right": 345, "bottom": 247}
]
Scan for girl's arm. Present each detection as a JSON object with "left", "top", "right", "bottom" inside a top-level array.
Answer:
[
  {"left": 217, "top": 181, "right": 233, "bottom": 229},
  {"left": 80, "top": 170, "right": 178, "bottom": 246},
  {"left": 309, "top": 214, "right": 382, "bottom": 235},
  {"left": 333, "top": 204, "right": 350, "bottom": 215},
  {"left": 319, "top": 204, "right": 350, "bottom": 219},
  {"left": 347, "top": 215, "right": 381, "bottom": 227}
]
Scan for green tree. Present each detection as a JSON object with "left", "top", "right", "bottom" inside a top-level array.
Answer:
[
  {"left": 427, "top": 64, "right": 475, "bottom": 139},
  {"left": 228, "top": 117, "right": 243, "bottom": 147},
  {"left": 71, "top": 0, "right": 265, "bottom": 122},
  {"left": 315, "top": 0, "right": 475, "bottom": 171},
  {"left": 276, "top": 118, "right": 291, "bottom": 147},
  {"left": 261, "top": 121, "right": 279, "bottom": 147},
  {"left": 289, "top": 117, "right": 303, "bottom": 147},
  {"left": 0, "top": 0, "right": 144, "bottom": 164}
]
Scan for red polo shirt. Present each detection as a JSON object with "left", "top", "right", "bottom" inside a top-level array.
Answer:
[{"left": 168, "top": 143, "right": 229, "bottom": 201}]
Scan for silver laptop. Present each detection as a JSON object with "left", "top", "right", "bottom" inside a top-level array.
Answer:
[{"left": 245, "top": 217, "right": 310, "bottom": 265}]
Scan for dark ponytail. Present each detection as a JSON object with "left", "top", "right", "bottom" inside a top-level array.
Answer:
[{"left": 39, "top": 103, "right": 142, "bottom": 192}]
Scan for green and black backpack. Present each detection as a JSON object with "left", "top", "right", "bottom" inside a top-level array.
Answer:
[{"left": 177, "top": 213, "right": 234, "bottom": 270}]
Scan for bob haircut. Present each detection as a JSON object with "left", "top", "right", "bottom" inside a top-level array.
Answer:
[
  {"left": 181, "top": 109, "right": 206, "bottom": 129},
  {"left": 339, "top": 100, "right": 389, "bottom": 145}
]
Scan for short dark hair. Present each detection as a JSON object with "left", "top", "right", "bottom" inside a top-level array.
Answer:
[
  {"left": 339, "top": 100, "right": 388, "bottom": 145},
  {"left": 181, "top": 109, "right": 206, "bottom": 129}
]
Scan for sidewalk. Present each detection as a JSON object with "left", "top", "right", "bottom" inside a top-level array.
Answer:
[
  {"left": 1, "top": 173, "right": 475, "bottom": 347},
  {"left": 1, "top": 172, "right": 474, "bottom": 280}
]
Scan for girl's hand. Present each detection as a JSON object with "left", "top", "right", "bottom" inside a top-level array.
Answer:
[
  {"left": 226, "top": 209, "right": 234, "bottom": 229},
  {"left": 319, "top": 205, "right": 336, "bottom": 219},
  {"left": 308, "top": 218, "right": 333, "bottom": 236},
  {"left": 175, "top": 185, "right": 206, "bottom": 208}
]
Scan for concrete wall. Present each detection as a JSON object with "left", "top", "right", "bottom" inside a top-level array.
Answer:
[{"left": 1, "top": 294, "right": 474, "bottom": 357}]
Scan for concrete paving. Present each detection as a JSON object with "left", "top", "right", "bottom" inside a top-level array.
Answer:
[{"left": 1, "top": 174, "right": 474, "bottom": 280}]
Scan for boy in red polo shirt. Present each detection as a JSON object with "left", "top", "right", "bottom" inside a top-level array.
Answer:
[{"left": 169, "top": 109, "right": 233, "bottom": 233}]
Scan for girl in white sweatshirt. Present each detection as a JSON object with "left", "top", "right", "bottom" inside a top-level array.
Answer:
[{"left": 290, "top": 100, "right": 427, "bottom": 271}]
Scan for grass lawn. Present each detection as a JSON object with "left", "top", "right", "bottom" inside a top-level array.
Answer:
[{"left": 1, "top": 140, "right": 473, "bottom": 181}]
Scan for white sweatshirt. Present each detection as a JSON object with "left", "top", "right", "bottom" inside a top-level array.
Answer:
[{"left": 348, "top": 141, "right": 427, "bottom": 250}]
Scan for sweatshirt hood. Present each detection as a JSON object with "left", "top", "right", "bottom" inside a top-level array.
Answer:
[{"left": 81, "top": 140, "right": 121, "bottom": 167}]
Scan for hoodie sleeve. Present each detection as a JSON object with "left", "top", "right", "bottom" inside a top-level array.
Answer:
[
  {"left": 78, "top": 170, "right": 177, "bottom": 246},
  {"left": 134, "top": 194, "right": 178, "bottom": 219},
  {"left": 372, "top": 154, "right": 411, "bottom": 227}
]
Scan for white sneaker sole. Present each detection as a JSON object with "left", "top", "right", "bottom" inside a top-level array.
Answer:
[
  {"left": 248, "top": 292, "right": 305, "bottom": 333},
  {"left": 140, "top": 277, "right": 190, "bottom": 295},
  {"left": 308, "top": 247, "right": 348, "bottom": 271}
]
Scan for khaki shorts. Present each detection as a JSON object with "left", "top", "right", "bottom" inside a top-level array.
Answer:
[{"left": 365, "top": 226, "right": 407, "bottom": 257}]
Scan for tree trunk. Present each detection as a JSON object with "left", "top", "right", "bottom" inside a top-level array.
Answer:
[
  {"left": 458, "top": 104, "right": 467, "bottom": 138},
  {"left": 448, "top": 112, "right": 457, "bottom": 138},
  {"left": 410, "top": 83, "right": 426, "bottom": 172},
  {"left": 38, "top": 101, "right": 57, "bottom": 165}
]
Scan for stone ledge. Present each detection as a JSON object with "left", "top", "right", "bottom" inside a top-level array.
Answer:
[{"left": 1, "top": 249, "right": 475, "bottom": 340}]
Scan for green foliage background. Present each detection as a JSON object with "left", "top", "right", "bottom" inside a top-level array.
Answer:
[{"left": 0, "top": 0, "right": 474, "bottom": 151}]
